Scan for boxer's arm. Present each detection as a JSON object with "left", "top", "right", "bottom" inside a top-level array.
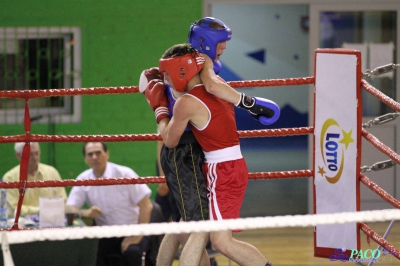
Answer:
[
  {"left": 158, "top": 96, "right": 197, "bottom": 148},
  {"left": 200, "top": 54, "right": 241, "bottom": 104},
  {"left": 200, "top": 54, "right": 280, "bottom": 125},
  {"left": 158, "top": 101, "right": 188, "bottom": 148},
  {"left": 158, "top": 114, "right": 187, "bottom": 149}
]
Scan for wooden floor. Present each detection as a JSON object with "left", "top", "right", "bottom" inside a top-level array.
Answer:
[{"left": 173, "top": 221, "right": 399, "bottom": 266}]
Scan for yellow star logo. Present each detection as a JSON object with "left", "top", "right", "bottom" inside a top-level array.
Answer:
[
  {"left": 318, "top": 166, "right": 326, "bottom": 176},
  {"left": 339, "top": 129, "right": 354, "bottom": 149}
]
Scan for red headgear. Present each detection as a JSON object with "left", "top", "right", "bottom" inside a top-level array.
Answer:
[{"left": 159, "top": 50, "right": 204, "bottom": 92}]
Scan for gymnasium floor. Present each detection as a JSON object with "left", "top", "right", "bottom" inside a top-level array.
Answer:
[{"left": 172, "top": 221, "right": 399, "bottom": 266}]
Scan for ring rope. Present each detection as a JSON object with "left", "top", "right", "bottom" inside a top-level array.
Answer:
[
  {"left": 359, "top": 72, "right": 400, "bottom": 260},
  {"left": 0, "top": 127, "right": 313, "bottom": 144},
  {"left": 362, "top": 128, "right": 400, "bottom": 165},
  {"left": 0, "top": 170, "right": 313, "bottom": 189},
  {"left": 1, "top": 209, "right": 398, "bottom": 245},
  {"left": 248, "top": 170, "right": 313, "bottom": 180},
  {"left": 0, "top": 77, "right": 316, "bottom": 99},
  {"left": 226, "top": 77, "right": 315, "bottom": 88},
  {"left": 239, "top": 127, "right": 314, "bottom": 138},
  {"left": 360, "top": 174, "right": 400, "bottom": 209},
  {"left": 0, "top": 86, "right": 140, "bottom": 99},
  {"left": 0, "top": 134, "right": 163, "bottom": 144},
  {"left": 362, "top": 79, "right": 400, "bottom": 112},
  {"left": 360, "top": 222, "right": 400, "bottom": 260}
]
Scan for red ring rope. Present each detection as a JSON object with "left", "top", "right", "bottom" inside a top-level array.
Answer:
[
  {"left": 362, "top": 128, "right": 400, "bottom": 164},
  {"left": 0, "top": 127, "right": 313, "bottom": 144},
  {"left": 362, "top": 80, "right": 400, "bottom": 112},
  {"left": 0, "top": 170, "right": 313, "bottom": 189},
  {"left": 360, "top": 174, "right": 400, "bottom": 209},
  {"left": 0, "top": 77, "right": 315, "bottom": 99},
  {"left": 360, "top": 223, "right": 400, "bottom": 260}
]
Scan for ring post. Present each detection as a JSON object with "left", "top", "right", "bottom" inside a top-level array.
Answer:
[{"left": 313, "top": 48, "right": 362, "bottom": 259}]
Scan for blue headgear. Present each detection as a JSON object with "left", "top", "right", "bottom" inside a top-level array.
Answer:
[
  {"left": 188, "top": 17, "right": 232, "bottom": 62},
  {"left": 213, "top": 60, "right": 222, "bottom": 74}
]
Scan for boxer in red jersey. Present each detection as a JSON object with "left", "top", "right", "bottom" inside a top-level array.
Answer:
[{"left": 145, "top": 43, "right": 275, "bottom": 266}]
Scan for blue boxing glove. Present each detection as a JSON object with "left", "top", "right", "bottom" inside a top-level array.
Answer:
[{"left": 236, "top": 93, "right": 280, "bottom": 125}]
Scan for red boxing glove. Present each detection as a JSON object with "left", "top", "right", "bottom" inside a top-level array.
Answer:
[
  {"left": 139, "top": 67, "right": 164, "bottom": 93},
  {"left": 145, "top": 80, "right": 170, "bottom": 123}
]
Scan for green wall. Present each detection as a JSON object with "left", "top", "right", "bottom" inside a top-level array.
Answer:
[{"left": 0, "top": 1, "right": 202, "bottom": 197}]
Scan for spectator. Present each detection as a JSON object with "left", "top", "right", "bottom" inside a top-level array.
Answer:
[
  {"left": 66, "top": 142, "right": 153, "bottom": 266},
  {"left": 2, "top": 142, "right": 67, "bottom": 217}
]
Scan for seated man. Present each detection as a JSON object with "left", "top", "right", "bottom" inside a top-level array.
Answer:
[
  {"left": 66, "top": 142, "right": 153, "bottom": 266},
  {"left": 3, "top": 142, "right": 67, "bottom": 217}
]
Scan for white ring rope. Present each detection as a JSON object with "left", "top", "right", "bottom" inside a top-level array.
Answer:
[{"left": 2, "top": 209, "right": 399, "bottom": 245}]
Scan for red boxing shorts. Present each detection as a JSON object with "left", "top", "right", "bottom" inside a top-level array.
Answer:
[{"left": 203, "top": 145, "right": 248, "bottom": 221}]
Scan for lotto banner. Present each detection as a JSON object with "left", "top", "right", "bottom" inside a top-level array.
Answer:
[{"left": 313, "top": 49, "right": 361, "bottom": 258}]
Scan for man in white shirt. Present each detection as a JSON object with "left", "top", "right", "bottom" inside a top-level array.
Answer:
[{"left": 66, "top": 142, "right": 153, "bottom": 266}]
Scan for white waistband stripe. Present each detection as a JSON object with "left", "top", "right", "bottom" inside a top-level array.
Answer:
[{"left": 204, "top": 145, "right": 242, "bottom": 163}]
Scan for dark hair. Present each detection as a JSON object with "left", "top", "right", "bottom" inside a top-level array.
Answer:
[
  {"left": 82, "top": 142, "right": 108, "bottom": 156},
  {"left": 161, "top": 43, "right": 197, "bottom": 59}
]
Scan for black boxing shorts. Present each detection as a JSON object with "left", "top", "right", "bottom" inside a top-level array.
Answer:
[{"left": 160, "top": 131, "right": 209, "bottom": 222}]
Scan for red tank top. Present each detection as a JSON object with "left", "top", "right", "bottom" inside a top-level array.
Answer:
[{"left": 185, "top": 85, "right": 239, "bottom": 152}]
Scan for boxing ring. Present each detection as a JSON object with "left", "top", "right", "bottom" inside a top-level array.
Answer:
[{"left": 0, "top": 48, "right": 399, "bottom": 265}]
